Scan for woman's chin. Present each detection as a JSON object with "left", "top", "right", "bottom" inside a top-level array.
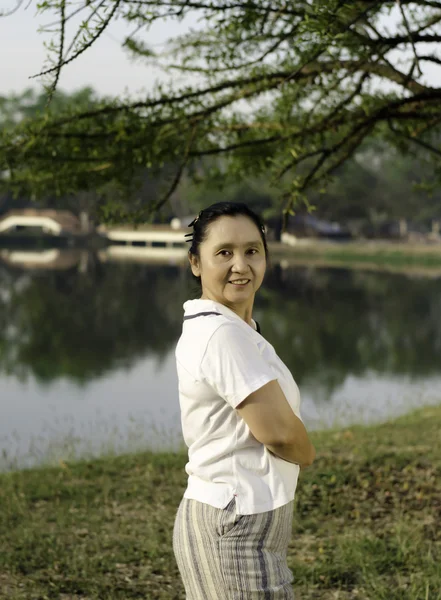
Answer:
[{"left": 225, "top": 285, "right": 254, "bottom": 301}]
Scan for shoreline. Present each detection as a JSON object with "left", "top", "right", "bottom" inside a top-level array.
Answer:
[{"left": 268, "top": 239, "right": 441, "bottom": 271}]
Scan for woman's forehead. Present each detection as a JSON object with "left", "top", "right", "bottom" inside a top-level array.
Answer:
[{"left": 204, "top": 215, "right": 262, "bottom": 242}]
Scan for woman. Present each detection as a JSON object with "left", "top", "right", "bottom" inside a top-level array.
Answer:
[{"left": 173, "top": 202, "right": 316, "bottom": 599}]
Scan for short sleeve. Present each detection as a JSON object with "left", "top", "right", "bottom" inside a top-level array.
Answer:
[{"left": 200, "top": 323, "right": 277, "bottom": 408}]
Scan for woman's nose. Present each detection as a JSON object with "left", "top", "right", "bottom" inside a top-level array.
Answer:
[{"left": 231, "top": 253, "right": 249, "bottom": 272}]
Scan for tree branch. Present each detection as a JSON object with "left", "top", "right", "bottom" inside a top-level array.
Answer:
[
  {"left": 419, "top": 55, "right": 441, "bottom": 66},
  {"left": 121, "top": 0, "right": 305, "bottom": 17},
  {"left": 396, "top": 0, "right": 423, "bottom": 76},
  {"left": 147, "top": 125, "right": 198, "bottom": 216},
  {"left": 64, "top": 0, "right": 108, "bottom": 58},
  {"left": 46, "top": 0, "right": 66, "bottom": 107},
  {"left": 30, "top": 0, "right": 122, "bottom": 81},
  {"left": 0, "top": 0, "right": 26, "bottom": 17},
  {"left": 388, "top": 120, "right": 441, "bottom": 157}
]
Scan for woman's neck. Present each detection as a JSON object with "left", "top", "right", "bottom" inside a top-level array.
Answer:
[{"left": 200, "top": 295, "right": 254, "bottom": 326}]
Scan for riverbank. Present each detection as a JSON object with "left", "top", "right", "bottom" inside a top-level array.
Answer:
[
  {"left": 1, "top": 405, "right": 440, "bottom": 600},
  {"left": 269, "top": 239, "right": 441, "bottom": 275}
]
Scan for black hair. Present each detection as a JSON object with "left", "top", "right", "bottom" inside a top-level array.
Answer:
[{"left": 185, "top": 201, "right": 269, "bottom": 288}]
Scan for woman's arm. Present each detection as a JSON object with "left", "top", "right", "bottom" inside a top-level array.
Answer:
[
  {"left": 266, "top": 432, "right": 316, "bottom": 468},
  {"left": 236, "top": 380, "right": 316, "bottom": 468}
]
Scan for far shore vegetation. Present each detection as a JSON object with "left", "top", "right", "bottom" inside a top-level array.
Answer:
[
  {"left": 1, "top": 405, "right": 440, "bottom": 600},
  {"left": 269, "top": 239, "right": 441, "bottom": 274}
]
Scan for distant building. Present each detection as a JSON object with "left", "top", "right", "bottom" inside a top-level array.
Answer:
[
  {"left": 0, "top": 209, "right": 82, "bottom": 236},
  {"left": 284, "top": 214, "right": 352, "bottom": 240}
]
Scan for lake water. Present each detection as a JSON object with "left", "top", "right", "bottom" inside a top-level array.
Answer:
[{"left": 1, "top": 249, "right": 441, "bottom": 471}]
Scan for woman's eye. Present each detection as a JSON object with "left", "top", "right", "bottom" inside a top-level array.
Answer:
[{"left": 217, "top": 249, "right": 258, "bottom": 256}]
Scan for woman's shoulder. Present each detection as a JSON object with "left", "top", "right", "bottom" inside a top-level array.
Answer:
[
  {"left": 179, "top": 313, "right": 246, "bottom": 349},
  {"left": 176, "top": 314, "right": 256, "bottom": 370},
  {"left": 175, "top": 314, "right": 227, "bottom": 380}
]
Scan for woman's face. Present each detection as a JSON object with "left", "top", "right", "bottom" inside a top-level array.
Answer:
[{"left": 190, "top": 215, "right": 267, "bottom": 313}]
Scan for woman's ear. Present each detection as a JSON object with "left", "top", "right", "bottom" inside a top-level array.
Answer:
[{"left": 188, "top": 253, "right": 201, "bottom": 277}]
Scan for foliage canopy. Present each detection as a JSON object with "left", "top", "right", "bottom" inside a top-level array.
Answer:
[{"left": 1, "top": 1, "right": 441, "bottom": 222}]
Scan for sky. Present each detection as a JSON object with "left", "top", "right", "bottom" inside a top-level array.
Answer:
[
  {"left": 0, "top": 1, "right": 197, "bottom": 97},
  {"left": 0, "top": 2, "right": 439, "bottom": 98}
]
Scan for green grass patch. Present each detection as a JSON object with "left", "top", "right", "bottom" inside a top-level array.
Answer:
[
  {"left": 270, "top": 241, "right": 441, "bottom": 270},
  {"left": 301, "top": 249, "right": 441, "bottom": 268},
  {"left": 307, "top": 249, "right": 441, "bottom": 267},
  {"left": 0, "top": 406, "right": 440, "bottom": 599}
]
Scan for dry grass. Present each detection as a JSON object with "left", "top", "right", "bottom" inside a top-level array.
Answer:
[{"left": 0, "top": 406, "right": 440, "bottom": 599}]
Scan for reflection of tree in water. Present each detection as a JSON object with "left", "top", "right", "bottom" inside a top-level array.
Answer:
[
  {"left": 255, "top": 266, "right": 441, "bottom": 394},
  {"left": 0, "top": 259, "right": 191, "bottom": 384},
  {"left": 1, "top": 260, "right": 441, "bottom": 389}
]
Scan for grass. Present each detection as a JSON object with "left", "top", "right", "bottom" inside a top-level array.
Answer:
[
  {"left": 269, "top": 240, "right": 441, "bottom": 272},
  {"left": 0, "top": 406, "right": 440, "bottom": 600}
]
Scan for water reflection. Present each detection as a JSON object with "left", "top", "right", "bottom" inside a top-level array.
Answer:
[
  {"left": 0, "top": 250, "right": 189, "bottom": 383},
  {"left": 1, "top": 248, "right": 441, "bottom": 470},
  {"left": 259, "top": 265, "right": 441, "bottom": 390}
]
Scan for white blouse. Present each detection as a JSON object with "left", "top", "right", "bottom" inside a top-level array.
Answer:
[{"left": 175, "top": 298, "right": 301, "bottom": 515}]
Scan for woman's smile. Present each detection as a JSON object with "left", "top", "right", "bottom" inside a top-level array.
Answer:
[{"left": 229, "top": 278, "right": 250, "bottom": 287}]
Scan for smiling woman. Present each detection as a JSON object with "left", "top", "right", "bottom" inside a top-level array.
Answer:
[
  {"left": 187, "top": 208, "right": 267, "bottom": 325},
  {"left": 173, "top": 202, "right": 316, "bottom": 599}
]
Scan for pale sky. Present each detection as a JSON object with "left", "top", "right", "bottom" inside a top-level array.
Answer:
[
  {"left": 0, "top": 2, "right": 439, "bottom": 97},
  {"left": 0, "top": 2, "right": 197, "bottom": 97}
]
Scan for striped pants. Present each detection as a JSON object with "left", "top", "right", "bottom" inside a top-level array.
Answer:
[{"left": 173, "top": 496, "right": 295, "bottom": 599}]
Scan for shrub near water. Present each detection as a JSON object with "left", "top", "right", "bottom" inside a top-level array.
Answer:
[{"left": 0, "top": 407, "right": 440, "bottom": 600}]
